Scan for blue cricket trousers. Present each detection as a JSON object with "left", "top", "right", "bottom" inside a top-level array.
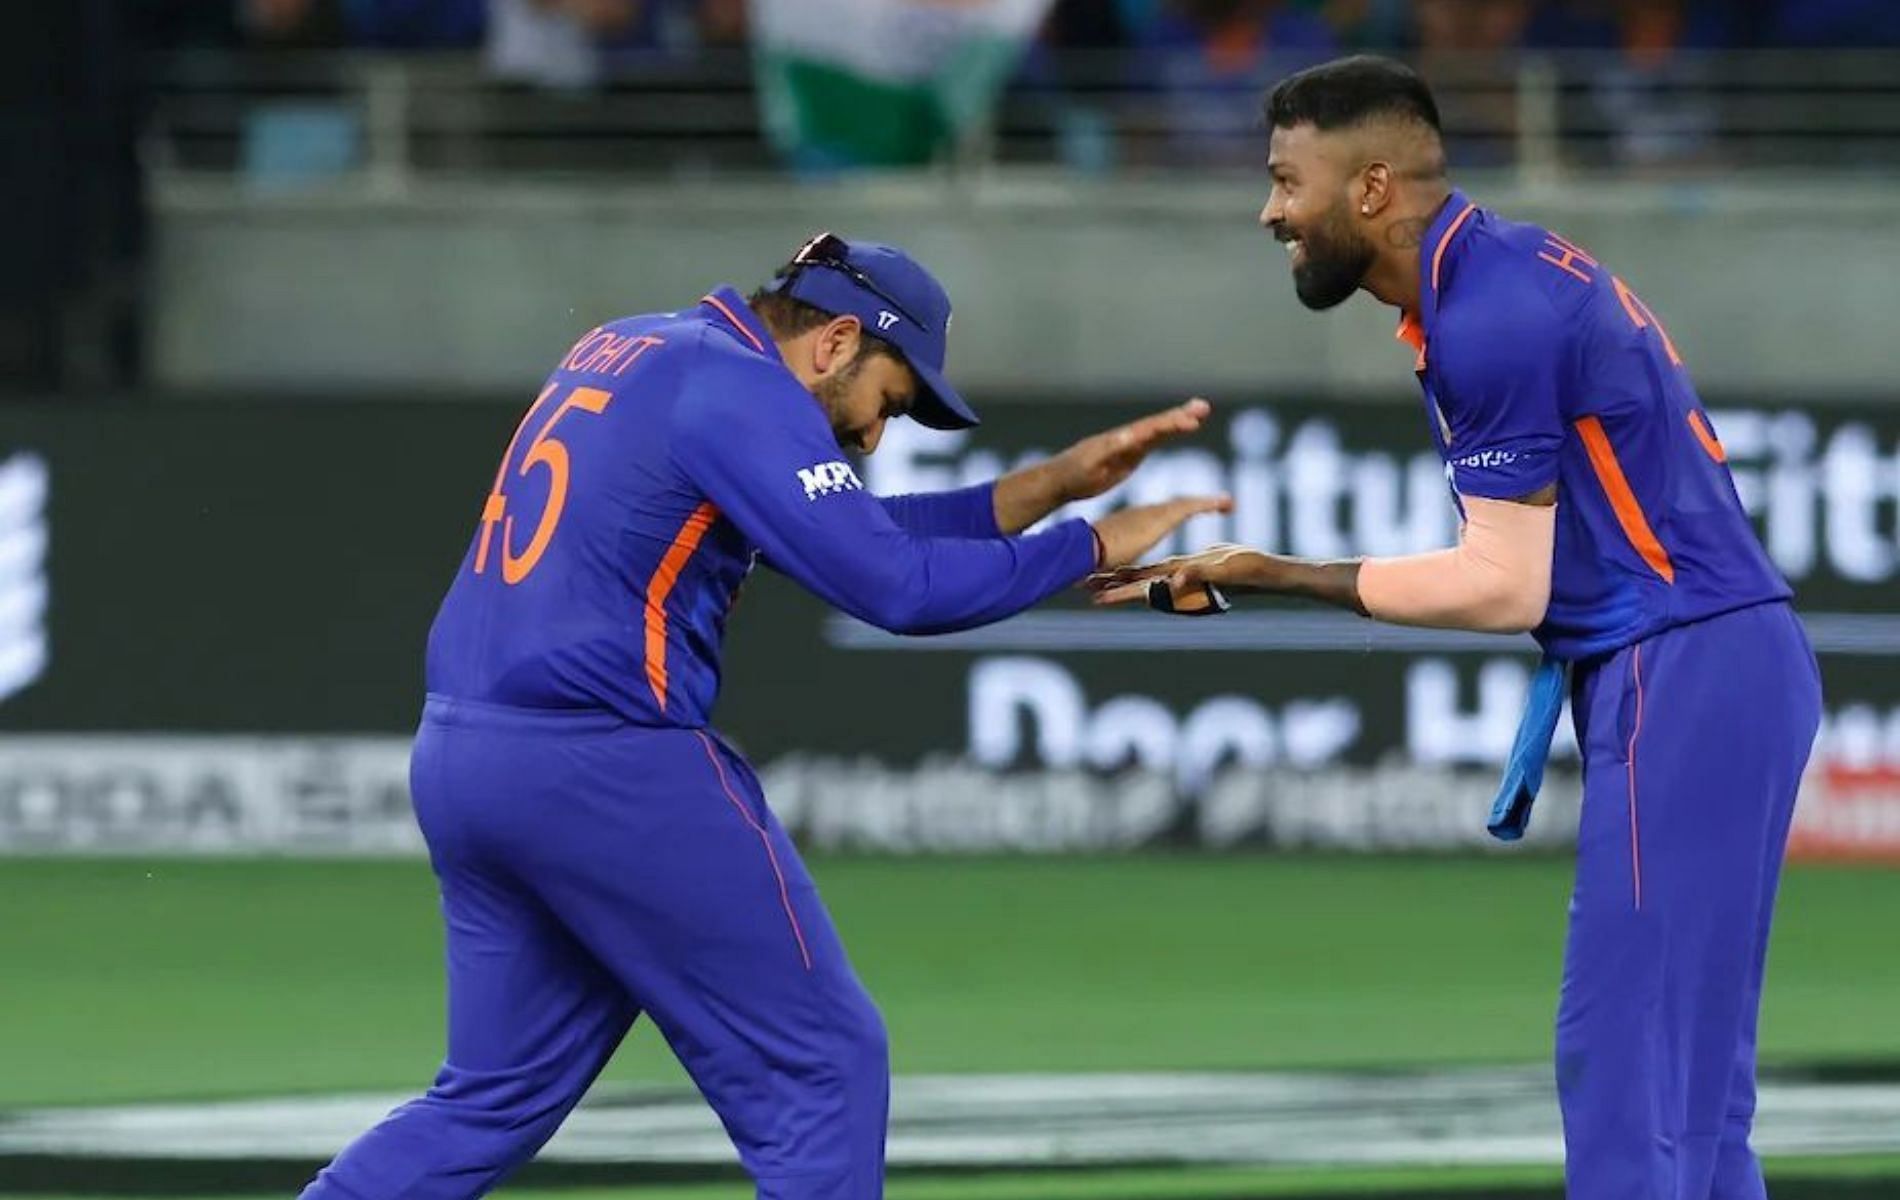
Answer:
[
  {"left": 300, "top": 698, "right": 889, "bottom": 1200},
  {"left": 1559, "top": 601, "right": 1821, "bottom": 1199}
]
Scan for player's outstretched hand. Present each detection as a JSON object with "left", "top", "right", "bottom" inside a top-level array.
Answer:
[
  {"left": 1087, "top": 543, "right": 1271, "bottom": 613},
  {"left": 1051, "top": 398, "right": 1213, "bottom": 502},
  {"left": 1091, "top": 498, "right": 1233, "bottom": 572}
]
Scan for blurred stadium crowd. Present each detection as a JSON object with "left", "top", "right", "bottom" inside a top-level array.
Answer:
[
  {"left": 115, "top": 0, "right": 1900, "bottom": 177},
  {"left": 124, "top": 0, "right": 1900, "bottom": 176},
  {"left": 6, "top": 0, "right": 1896, "bottom": 395},
  {"left": 141, "top": 0, "right": 1900, "bottom": 60}
]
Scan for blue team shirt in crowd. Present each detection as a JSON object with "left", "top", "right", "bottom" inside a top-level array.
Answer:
[
  {"left": 425, "top": 287, "right": 1096, "bottom": 727},
  {"left": 1400, "top": 190, "right": 1791, "bottom": 662}
]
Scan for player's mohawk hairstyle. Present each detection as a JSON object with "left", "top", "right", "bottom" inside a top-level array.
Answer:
[{"left": 1265, "top": 55, "right": 1442, "bottom": 134}]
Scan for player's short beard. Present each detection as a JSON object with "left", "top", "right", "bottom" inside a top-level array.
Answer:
[
  {"left": 1290, "top": 203, "right": 1376, "bottom": 312},
  {"left": 816, "top": 353, "right": 870, "bottom": 448}
]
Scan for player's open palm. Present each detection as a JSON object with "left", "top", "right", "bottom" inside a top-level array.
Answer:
[
  {"left": 1091, "top": 499, "right": 1234, "bottom": 572},
  {"left": 1053, "top": 398, "right": 1213, "bottom": 501}
]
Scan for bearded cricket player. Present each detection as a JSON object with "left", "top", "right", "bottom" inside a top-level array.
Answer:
[{"left": 1093, "top": 57, "right": 1819, "bottom": 1200}]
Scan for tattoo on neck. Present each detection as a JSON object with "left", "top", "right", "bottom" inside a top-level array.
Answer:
[{"left": 1386, "top": 218, "right": 1429, "bottom": 249}]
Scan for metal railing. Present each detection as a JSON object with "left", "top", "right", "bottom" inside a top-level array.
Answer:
[
  {"left": 147, "top": 51, "right": 774, "bottom": 192},
  {"left": 143, "top": 49, "right": 1900, "bottom": 197}
]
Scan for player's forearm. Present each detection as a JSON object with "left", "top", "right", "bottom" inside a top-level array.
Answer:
[
  {"left": 1219, "top": 554, "right": 1369, "bottom": 615},
  {"left": 1217, "top": 548, "right": 1545, "bottom": 633},
  {"left": 865, "top": 519, "right": 1098, "bottom": 634},
  {"left": 991, "top": 459, "right": 1070, "bottom": 535},
  {"left": 879, "top": 484, "right": 1003, "bottom": 538}
]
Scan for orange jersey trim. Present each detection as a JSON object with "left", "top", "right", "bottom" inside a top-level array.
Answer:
[
  {"left": 1397, "top": 201, "right": 1478, "bottom": 371},
  {"left": 1396, "top": 311, "right": 1427, "bottom": 370},
  {"left": 1431, "top": 202, "right": 1478, "bottom": 292},
  {"left": 1688, "top": 409, "right": 1727, "bottom": 463},
  {"left": 1625, "top": 643, "right": 1647, "bottom": 911},
  {"left": 644, "top": 501, "right": 720, "bottom": 712},
  {"left": 702, "top": 294, "right": 767, "bottom": 355},
  {"left": 695, "top": 731, "right": 814, "bottom": 971},
  {"left": 1575, "top": 416, "right": 1675, "bottom": 585}
]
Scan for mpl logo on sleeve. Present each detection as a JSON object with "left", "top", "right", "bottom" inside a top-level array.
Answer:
[
  {"left": 798, "top": 460, "right": 864, "bottom": 501},
  {"left": 0, "top": 452, "right": 50, "bottom": 705}
]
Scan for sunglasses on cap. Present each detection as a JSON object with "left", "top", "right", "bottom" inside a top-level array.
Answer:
[{"left": 777, "top": 232, "right": 925, "bottom": 332}]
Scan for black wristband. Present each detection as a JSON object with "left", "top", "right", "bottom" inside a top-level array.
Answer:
[
  {"left": 1089, "top": 525, "right": 1106, "bottom": 569},
  {"left": 1147, "top": 578, "right": 1232, "bottom": 617}
]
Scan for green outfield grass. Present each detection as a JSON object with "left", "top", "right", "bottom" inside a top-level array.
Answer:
[
  {"left": 4, "top": 855, "right": 1898, "bottom": 1107},
  {"left": 494, "top": 1155, "right": 1900, "bottom": 1198},
  {"left": 5, "top": 855, "right": 1900, "bottom": 1198},
  {"left": 13, "top": 1156, "right": 1900, "bottom": 1200}
]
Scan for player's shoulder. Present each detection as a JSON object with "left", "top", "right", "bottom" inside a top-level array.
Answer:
[
  {"left": 1449, "top": 214, "right": 1576, "bottom": 315},
  {"left": 1453, "top": 210, "right": 1618, "bottom": 330},
  {"left": 662, "top": 313, "right": 826, "bottom": 444},
  {"left": 1433, "top": 214, "right": 1579, "bottom": 377},
  {"left": 595, "top": 305, "right": 725, "bottom": 366},
  {"left": 578, "top": 305, "right": 787, "bottom": 396},
  {"left": 554, "top": 307, "right": 708, "bottom": 376}
]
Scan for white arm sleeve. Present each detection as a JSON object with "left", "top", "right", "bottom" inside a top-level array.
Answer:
[{"left": 1357, "top": 495, "right": 1555, "bottom": 634}]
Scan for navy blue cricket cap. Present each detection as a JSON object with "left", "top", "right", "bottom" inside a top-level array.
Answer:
[{"left": 762, "top": 232, "right": 979, "bottom": 431}]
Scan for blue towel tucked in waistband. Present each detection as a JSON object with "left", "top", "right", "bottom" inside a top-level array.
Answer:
[{"left": 1488, "top": 655, "right": 1569, "bottom": 842}]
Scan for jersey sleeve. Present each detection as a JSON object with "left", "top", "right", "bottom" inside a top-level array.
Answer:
[
  {"left": 1431, "top": 297, "right": 1567, "bottom": 501},
  {"left": 877, "top": 484, "right": 1002, "bottom": 539},
  {"left": 671, "top": 358, "right": 1094, "bottom": 635}
]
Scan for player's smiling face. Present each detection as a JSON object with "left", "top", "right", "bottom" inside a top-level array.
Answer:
[
  {"left": 1261, "top": 123, "right": 1376, "bottom": 311},
  {"left": 816, "top": 349, "right": 917, "bottom": 455}
]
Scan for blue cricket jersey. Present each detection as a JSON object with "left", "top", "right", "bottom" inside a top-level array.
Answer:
[
  {"left": 424, "top": 287, "right": 1096, "bottom": 727},
  {"left": 1400, "top": 190, "right": 1791, "bottom": 661}
]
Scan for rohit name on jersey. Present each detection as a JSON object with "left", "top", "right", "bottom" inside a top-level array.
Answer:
[{"left": 798, "top": 460, "right": 864, "bottom": 500}]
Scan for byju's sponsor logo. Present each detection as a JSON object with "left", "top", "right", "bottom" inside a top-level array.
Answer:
[
  {"left": 798, "top": 460, "right": 863, "bottom": 501},
  {"left": 0, "top": 453, "right": 49, "bottom": 705},
  {"left": 1453, "top": 448, "right": 1519, "bottom": 470}
]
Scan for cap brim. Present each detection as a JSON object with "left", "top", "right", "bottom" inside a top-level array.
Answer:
[{"left": 906, "top": 359, "right": 980, "bottom": 431}]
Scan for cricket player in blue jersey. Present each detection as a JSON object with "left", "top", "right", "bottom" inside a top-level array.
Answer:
[
  {"left": 299, "top": 233, "right": 1225, "bottom": 1200},
  {"left": 1094, "top": 58, "right": 1821, "bottom": 1199}
]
